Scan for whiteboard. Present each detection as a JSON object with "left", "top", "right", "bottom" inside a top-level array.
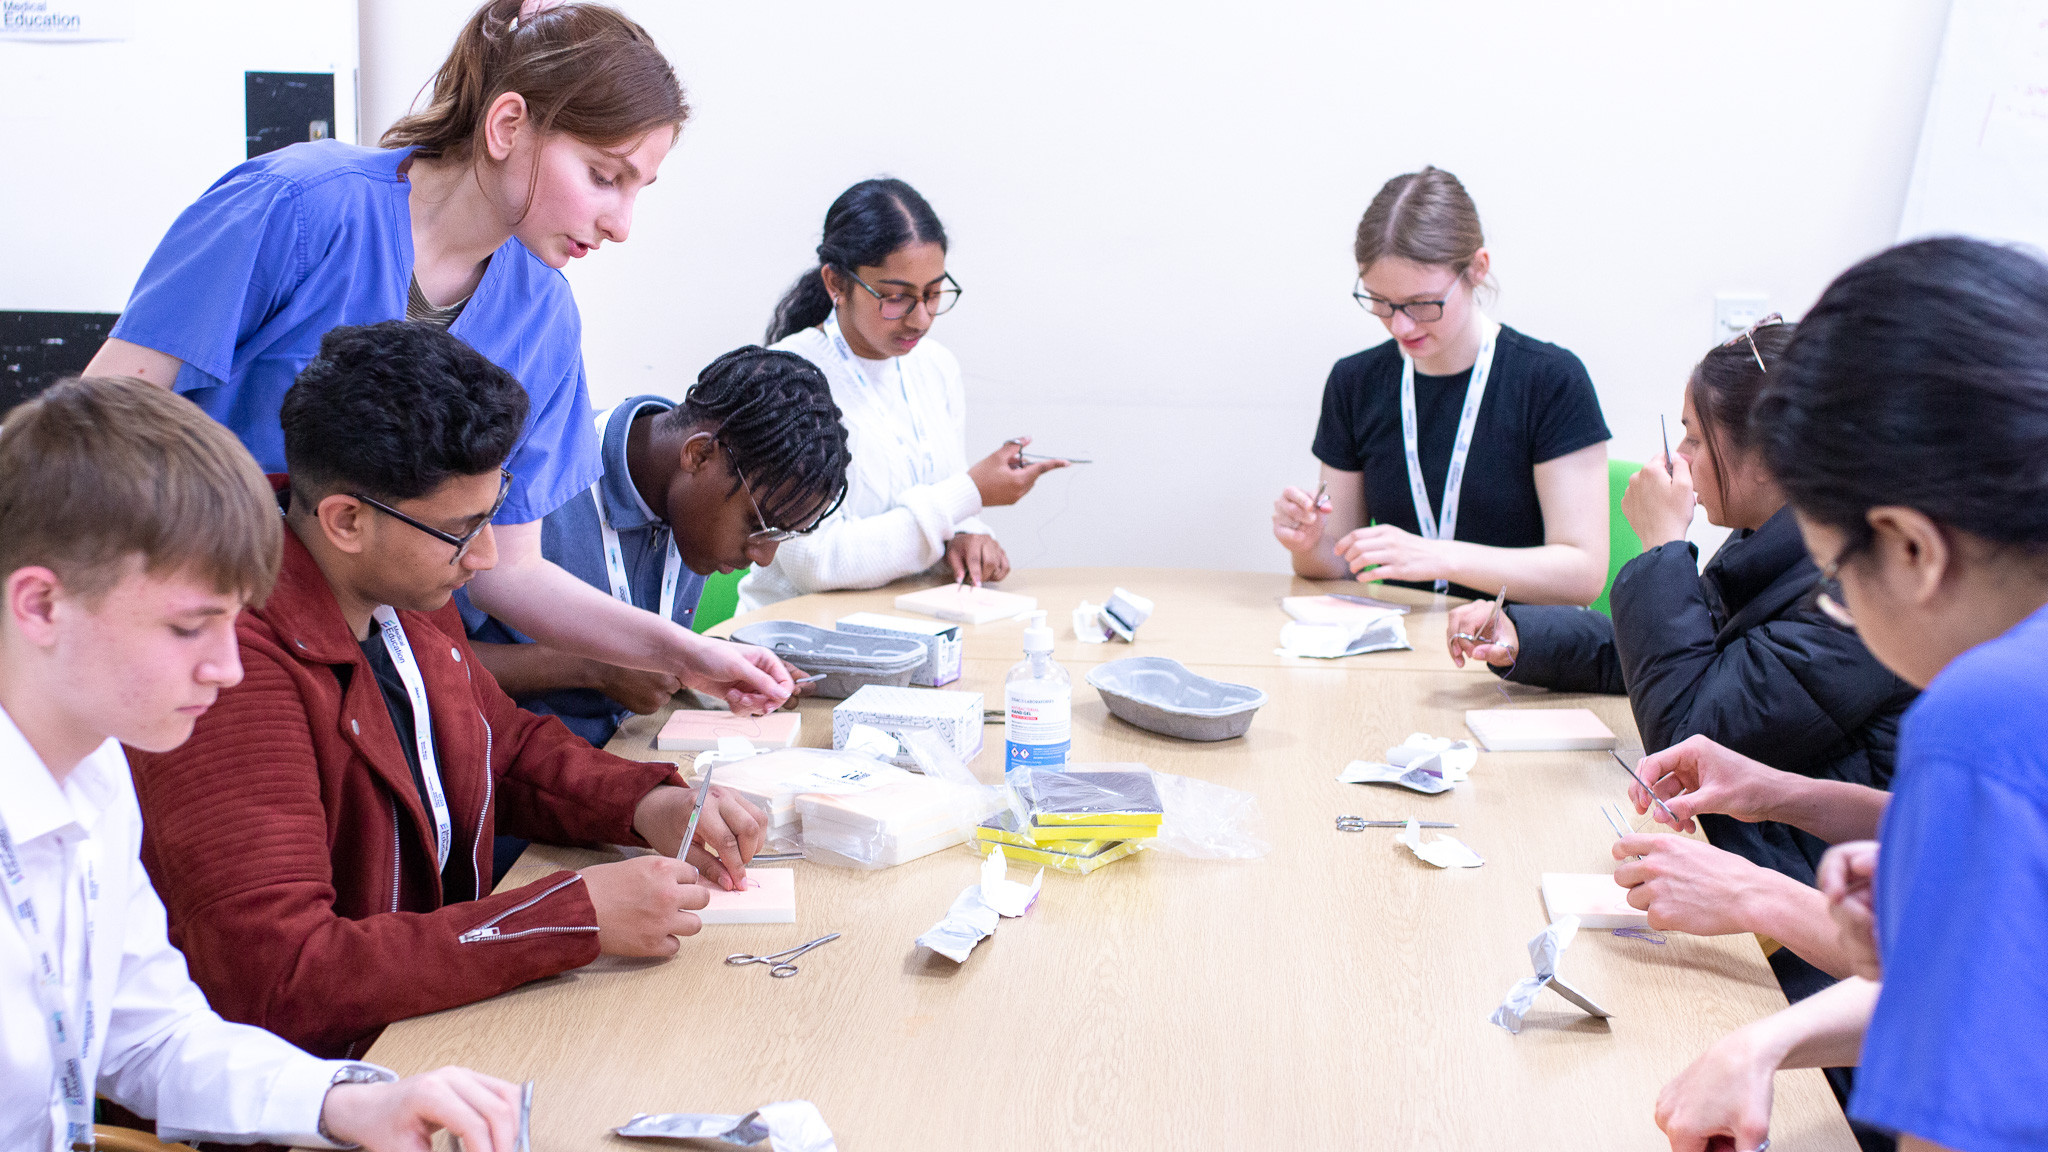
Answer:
[
  {"left": 0, "top": 0, "right": 357, "bottom": 314},
  {"left": 1899, "top": 0, "right": 2048, "bottom": 251}
]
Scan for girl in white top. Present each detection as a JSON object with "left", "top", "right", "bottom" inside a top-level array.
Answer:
[{"left": 739, "top": 178, "right": 1064, "bottom": 611}]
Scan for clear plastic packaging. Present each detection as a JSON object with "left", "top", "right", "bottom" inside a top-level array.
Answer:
[
  {"left": 615, "top": 1099, "right": 837, "bottom": 1151},
  {"left": 1001, "top": 763, "right": 1270, "bottom": 861},
  {"left": 795, "top": 729, "right": 1003, "bottom": 870}
]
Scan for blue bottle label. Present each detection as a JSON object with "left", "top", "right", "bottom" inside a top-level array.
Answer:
[{"left": 1006, "top": 738, "right": 1071, "bottom": 773}]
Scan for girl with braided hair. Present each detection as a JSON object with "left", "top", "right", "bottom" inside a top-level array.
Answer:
[{"left": 740, "top": 178, "right": 1068, "bottom": 610}]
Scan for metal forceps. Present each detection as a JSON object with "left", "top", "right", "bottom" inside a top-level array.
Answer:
[{"left": 725, "top": 932, "right": 841, "bottom": 978}]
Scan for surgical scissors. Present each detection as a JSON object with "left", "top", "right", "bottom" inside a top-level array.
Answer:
[{"left": 725, "top": 932, "right": 841, "bottom": 978}]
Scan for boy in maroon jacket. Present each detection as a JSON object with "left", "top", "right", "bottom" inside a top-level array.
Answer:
[{"left": 130, "top": 322, "right": 807, "bottom": 1058}]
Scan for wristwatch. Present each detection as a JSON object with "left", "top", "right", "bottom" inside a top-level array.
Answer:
[{"left": 318, "top": 1065, "right": 395, "bottom": 1146}]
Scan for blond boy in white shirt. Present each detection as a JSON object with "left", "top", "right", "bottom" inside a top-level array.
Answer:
[{"left": 0, "top": 375, "right": 521, "bottom": 1151}]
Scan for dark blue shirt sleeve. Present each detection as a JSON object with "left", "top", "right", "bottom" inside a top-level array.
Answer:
[{"left": 110, "top": 172, "right": 306, "bottom": 388}]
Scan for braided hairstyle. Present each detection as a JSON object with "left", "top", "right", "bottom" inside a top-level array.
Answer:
[
  {"left": 657, "top": 347, "right": 850, "bottom": 530},
  {"left": 765, "top": 178, "right": 948, "bottom": 344}
]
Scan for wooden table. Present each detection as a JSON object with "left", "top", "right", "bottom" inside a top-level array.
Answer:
[{"left": 368, "top": 569, "right": 1856, "bottom": 1150}]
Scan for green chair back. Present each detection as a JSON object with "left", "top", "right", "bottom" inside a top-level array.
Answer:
[
  {"left": 1590, "top": 459, "right": 1646, "bottom": 617},
  {"left": 694, "top": 568, "right": 747, "bottom": 633}
]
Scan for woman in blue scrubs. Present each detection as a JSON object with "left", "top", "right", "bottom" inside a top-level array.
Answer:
[{"left": 87, "top": 0, "right": 792, "bottom": 711}]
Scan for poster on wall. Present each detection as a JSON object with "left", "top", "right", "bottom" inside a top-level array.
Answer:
[{"left": 1, "top": 0, "right": 132, "bottom": 41}]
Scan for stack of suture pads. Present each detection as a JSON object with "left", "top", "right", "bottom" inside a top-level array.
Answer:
[{"left": 975, "top": 766, "right": 1164, "bottom": 874}]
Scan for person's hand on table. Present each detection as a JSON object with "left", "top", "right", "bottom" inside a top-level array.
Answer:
[
  {"left": 1655, "top": 1025, "right": 1778, "bottom": 1152},
  {"left": 1631, "top": 735, "right": 1793, "bottom": 833},
  {"left": 945, "top": 533, "right": 1010, "bottom": 586},
  {"left": 632, "top": 783, "right": 766, "bottom": 891},
  {"left": 1446, "top": 598, "right": 1518, "bottom": 668},
  {"left": 1613, "top": 834, "right": 1777, "bottom": 936},
  {"left": 1622, "top": 451, "right": 1698, "bottom": 549},
  {"left": 579, "top": 854, "right": 709, "bottom": 956},
  {"left": 1818, "top": 840, "right": 1882, "bottom": 980},
  {"left": 592, "top": 661, "right": 683, "bottom": 714},
  {"left": 1271, "top": 485, "right": 1332, "bottom": 553},
  {"left": 1334, "top": 523, "right": 1448, "bottom": 583},
  {"left": 677, "top": 637, "right": 792, "bottom": 716},
  {"left": 320, "top": 1066, "right": 523, "bottom": 1152},
  {"left": 968, "top": 436, "right": 1065, "bottom": 507}
]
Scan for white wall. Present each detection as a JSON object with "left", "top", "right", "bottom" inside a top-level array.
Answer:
[
  {"left": 359, "top": 0, "right": 1951, "bottom": 573},
  {"left": 0, "top": 1, "right": 357, "bottom": 313}
]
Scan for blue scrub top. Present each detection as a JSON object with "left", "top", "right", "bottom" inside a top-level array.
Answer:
[
  {"left": 459, "top": 395, "right": 707, "bottom": 747},
  {"left": 1851, "top": 600, "right": 2048, "bottom": 1150},
  {"left": 109, "top": 140, "right": 600, "bottom": 525}
]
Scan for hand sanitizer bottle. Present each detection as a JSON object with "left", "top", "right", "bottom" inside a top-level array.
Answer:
[{"left": 1004, "top": 610, "right": 1070, "bottom": 777}]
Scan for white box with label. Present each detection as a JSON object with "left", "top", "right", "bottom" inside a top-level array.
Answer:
[
  {"left": 835, "top": 612, "right": 964, "bottom": 687},
  {"left": 832, "top": 685, "right": 984, "bottom": 767}
]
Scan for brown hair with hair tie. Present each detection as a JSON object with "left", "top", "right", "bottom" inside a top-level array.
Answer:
[
  {"left": 1354, "top": 166, "right": 1493, "bottom": 295},
  {"left": 381, "top": 0, "right": 687, "bottom": 215}
]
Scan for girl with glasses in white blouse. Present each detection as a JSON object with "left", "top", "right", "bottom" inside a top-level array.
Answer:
[{"left": 738, "top": 178, "right": 1067, "bottom": 610}]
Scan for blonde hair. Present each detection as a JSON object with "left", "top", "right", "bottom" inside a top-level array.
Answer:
[
  {"left": 0, "top": 377, "right": 281, "bottom": 604},
  {"left": 1354, "top": 166, "right": 1490, "bottom": 291}
]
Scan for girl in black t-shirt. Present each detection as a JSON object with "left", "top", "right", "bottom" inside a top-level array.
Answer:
[{"left": 1271, "top": 167, "right": 1612, "bottom": 604}]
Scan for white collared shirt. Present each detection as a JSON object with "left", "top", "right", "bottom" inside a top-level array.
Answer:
[
  {"left": 739, "top": 326, "right": 993, "bottom": 610},
  {"left": 0, "top": 705, "right": 379, "bottom": 1150}
]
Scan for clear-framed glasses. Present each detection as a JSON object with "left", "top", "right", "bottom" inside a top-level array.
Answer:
[
  {"left": 351, "top": 469, "right": 512, "bottom": 565},
  {"left": 720, "top": 441, "right": 847, "bottom": 543},
  {"left": 1722, "top": 311, "right": 1787, "bottom": 373},
  {"left": 841, "top": 268, "right": 962, "bottom": 321},
  {"left": 1353, "top": 277, "right": 1461, "bottom": 323}
]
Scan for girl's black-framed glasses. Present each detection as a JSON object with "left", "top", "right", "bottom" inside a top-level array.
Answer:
[
  {"left": 351, "top": 469, "right": 513, "bottom": 565},
  {"left": 841, "top": 268, "right": 963, "bottom": 321},
  {"left": 1353, "top": 277, "right": 1461, "bottom": 323}
]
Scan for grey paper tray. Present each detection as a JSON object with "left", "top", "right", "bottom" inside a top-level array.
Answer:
[
  {"left": 729, "top": 621, "right": 926, "bottom": 699},
  {"left": 1085, "top": 656, "right": 1268, "bottom": 742}
]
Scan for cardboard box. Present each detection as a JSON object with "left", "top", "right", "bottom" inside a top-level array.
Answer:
[
  {"left": 835, "top": 611, "right": 964, "bottom": 687},
  {"left": 832, "top": 685, "right": 984, "bottom": 767}
]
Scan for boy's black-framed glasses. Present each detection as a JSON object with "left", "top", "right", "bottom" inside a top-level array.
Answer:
[
  {"left": 351, "top": 469, "right": 513, "bottom": 564},
  {"left": 721, "top": 442, "right": 846, "bottom": 544},
  {"left": 841, "top": 268, "right": 963, "bottom": 321}
]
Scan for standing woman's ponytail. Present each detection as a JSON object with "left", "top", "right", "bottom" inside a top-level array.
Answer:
[
  {"left": 383, "top": 0, "right": 687, "bottom": 212},
  {"left": 767, "top": 178, "right": 948, "bottom": 345}
]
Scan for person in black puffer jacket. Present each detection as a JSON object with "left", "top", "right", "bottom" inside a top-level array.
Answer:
[
  {"left": 1448, "top": 325, "right": 1915, "bottom": 931},
  {"left": 1447, "top": 323, "right": 1914, "bottom": 1151},
  {"left": 1449, "top": 322, "right": 1914, "bottom": 877}
]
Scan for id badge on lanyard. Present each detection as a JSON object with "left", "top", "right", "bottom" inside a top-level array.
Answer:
[
  {"left": 372, "top": 607, "right": 453, "bottom": 867},
  {"left": 1400, "top": 318, "right": 1501, "bottom": 594},
  {"left": 0, "top": 819, "right": 100, "bottom": 1151},
  {"left": 821, "top": 315, "right": 937, "bottom": 484},
  {"left": 589, "top": 406, "right": 683, "bottom": 621}
]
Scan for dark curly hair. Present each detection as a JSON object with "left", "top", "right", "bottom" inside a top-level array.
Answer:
[
  {"left": 1759, "top": 237, "right": 2048, "bottom": 555},
  {"left": 657, "top": 346, "right": 850, "bottom": 531},
  {"left": 281, "top": 320, "right": 529, "bottom": 508}
]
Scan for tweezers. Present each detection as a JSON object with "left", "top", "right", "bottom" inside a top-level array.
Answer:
[{"left": 1610, "top": 749, "right": 1680, "bottom": 824}]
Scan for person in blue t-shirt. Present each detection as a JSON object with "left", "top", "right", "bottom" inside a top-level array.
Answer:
[
  {"left": 83, "top": 0, "right": 794, "bottom": 717},
  {"left": 1641, "top": 237, "right": 2048, "bottom": 1152},
  {"left": 462, "top": 346, "right": 850, "bottom": 749}
]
